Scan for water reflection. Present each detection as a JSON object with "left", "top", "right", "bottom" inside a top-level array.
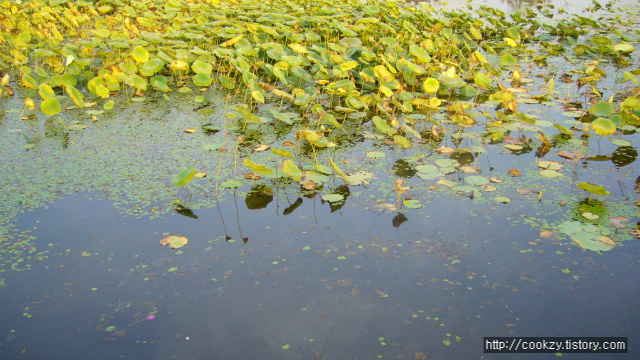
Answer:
[{"left": 413, "top": 0, "right": 549, "bottom": 12}]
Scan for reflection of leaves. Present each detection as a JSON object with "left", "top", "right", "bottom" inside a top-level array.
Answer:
[
  {"left": 393, "top": 159, "right": 417, "bottom": 178},
  {"left": 392, "top": 213, "right": 408, "bottom": 228},
  {"left": 175, "top": 204, "right": 198, "bottom": 219},
  {"left": 245, "top": 185, "right": 273, "bottom": 210},
  {"left": 611, "top": 146, "right": 637, "bottom": 167},
  {"left": 283, "top": 198, "right": 303, "bottom": 215}
]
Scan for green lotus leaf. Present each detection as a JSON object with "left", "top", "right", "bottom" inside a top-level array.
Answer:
[
  {"left": 192, "top": 73, "right": 212, "bottom": 87},
  {"left": 577, "top": 182, "right": 610, "bottom": 196},
  {"left": 171, "top": 166, "right": 196, "bottom": 186},
  {"left": 191, "top": 60, "right": 212, "bottom": 74},
  {"left": 41, "top": 98, "right": 61, "bottom": 116}
]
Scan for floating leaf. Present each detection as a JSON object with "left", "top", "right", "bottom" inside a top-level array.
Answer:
[
  {"left": 253, "top": 144, "right": 270, "bottom": 152},
  {"left": 582, "top": 212, "right": 599, "bottom": 220},
  {"left": 221, "top": 180, "right": 242, "bottom": 189},
  {"left": 322, "top": 194, "right": 344, "bottom": 202},
  {"left": 367, "top": 151, "right": 386, "bottom": 159},
  {"left": 403, "top": 199, "right": 423, "bottom": 209},
  {"left": 371, "top": 203, "right": 397, "bottom": 212},
  {"left": 465, "top": 176, "right": 489, "bottom": 186},
  {"left": 159, "top": 235, "right": 189, "bottom": 249},
  {"left": 540, "top": 169, "right": 562, "bottom": 178},
  {"left": 495, "top": 197, "right": 510, "bottom": 203}
]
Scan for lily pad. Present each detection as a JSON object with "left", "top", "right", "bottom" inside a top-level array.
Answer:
[
  {"left": 540, "top": 169, "right": 563, "bottom": 178},
  {"left": 434, "top": 159, "right": 460, "bottom": 168},
  {"left": 322, "top": 194, "right": 344, "bottom": 202},
  {"left": 465, "top": 176, "right": 489, "bottom": 186},
  {"left": 403, "top": 199, "right": 423, "bottom": 209},
  {"left": 367, "top": 151, "right": 386, "bottom": 159}
]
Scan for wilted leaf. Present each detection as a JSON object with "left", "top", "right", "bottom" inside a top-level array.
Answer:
[{"left": 253, "top": 144, "right": 270, "bottom": 152}]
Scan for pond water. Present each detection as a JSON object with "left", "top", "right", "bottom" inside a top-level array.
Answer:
[{"left": 1, "top": 0, "right": 640, "bottom": 359}]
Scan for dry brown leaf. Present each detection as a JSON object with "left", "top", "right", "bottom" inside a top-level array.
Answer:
[
  {"left": 489, "top": 177, "right": 504, "bottom": 183},
  {"left": 436, "top": 146, "right": 454, "bottom": 154},
  {"left": 516, "top": 188, "right": 532, "bottom": 195},
  {"left": 459, "top": 165, "right": 481, "bottom": 173},
  {"left": 302, "top": 180, "right": 316, "bottom": 190},
  {"left": 184, "top": 128, "right": 196, "bottom": 133},
  {"left": 195, "top": 172, "right": 207, "bottom": 178},
  {"left": 557, "top": 150, "right": 585, "bottom": 160},
  {"left": 342, "top": 159, "right": 350, "bottom": 164},
  {"left": 253, "top": 144, "right": 270, "bottom": 151},
  {"left": 508, "top": 169, "right": 522, "bottom": 177},
  {"left": 351, "top": 288, "right": 360, "bottom": 296},
  {"left": 283, "top": 141, "right": 296, "bottom": 146},
  {"left": 609, "top": 216, "right": 628, "bottom": 229},
  {"left": 375, "top": 289, "right": 387, "bottom": 297},
  {"left": 539, "top": 230, "right": 554, "bottom": 239},
  {"left": 394, "top": 179, "right": 410, "bottom": 194},
  {"left": 415, "top": 353, "right": 427, "bottom": 360},
  {"left": 428, "top": 185, "right": 439, "bottom": 190},
  {"left": 244, "top": 173, "right": 261, "bottom": 180}
]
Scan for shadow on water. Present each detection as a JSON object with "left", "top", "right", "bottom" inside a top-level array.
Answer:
[{"left": 1, "top": 191, "right": 638, "bottom": 359}]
